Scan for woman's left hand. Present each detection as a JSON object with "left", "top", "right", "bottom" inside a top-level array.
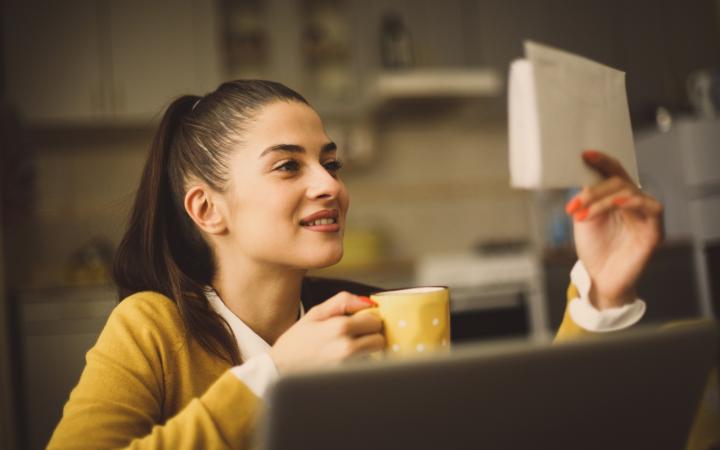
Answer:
[{"left": 566, "top": 150, "right": 664, "bottom": 310}]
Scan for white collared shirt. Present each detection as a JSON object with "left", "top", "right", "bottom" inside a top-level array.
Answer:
[
  {"left": 205, "top": 288, "right": 304, "bottom": 398},
  {"left": 206, "top": 262, "right": 646, "bottom": 398}
]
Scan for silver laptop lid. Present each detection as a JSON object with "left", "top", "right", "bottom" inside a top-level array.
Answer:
[{"left": 258, "top": 321, "right": 718, "bottom": 450}]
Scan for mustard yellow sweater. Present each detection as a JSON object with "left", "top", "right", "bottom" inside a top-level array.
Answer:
[
  {"left": 48, "top": 292, "right": 259, "bottom": 450},
  {"left": 48, "top": 287, "right": 719, "bottom": 450}
]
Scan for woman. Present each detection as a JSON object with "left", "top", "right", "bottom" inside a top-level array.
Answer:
[{"left": 48, "top": 80, "right": 663, "bottom": 449}]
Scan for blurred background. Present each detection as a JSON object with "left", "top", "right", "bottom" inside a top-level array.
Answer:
[{"left": 1, "top": 0, "right": 719, "bottom": 448}]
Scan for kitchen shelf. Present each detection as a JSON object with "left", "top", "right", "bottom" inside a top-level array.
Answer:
[
  {"left": 369, "top": 68, "right": 503, "bottom": 102},
  {"left": 313, "top": 68, "right": 504, "bottom": 120}
]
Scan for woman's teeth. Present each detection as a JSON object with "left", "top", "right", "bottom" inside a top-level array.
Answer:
[{"left": 304, "top": 218, "right": 337, "bottom": 226}]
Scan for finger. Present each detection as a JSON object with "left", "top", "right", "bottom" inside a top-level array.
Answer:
[
  {"left": 574, "top": 188, "right": 637, "bottom": 221},
  {"left": 574, "top": 191, "right": 662, "bottom": 222},
  {"left": 306, "top": 292, "right": 376, "bottom": 321},
  {"left": 613, "top": 193, "right": 663, "bottom": 218},
  {"left": 346, "top": 333, "right": 386, "bottom": 357},
  {"left": 582, "top": 150, "right": 632, "bottom": 182},
  {"left": 346, "top": 310, "right": 384, "bottom": 336},
  {"left": 565, "top": 176, "right": 628, "bottom": 214},
  {"left": 616, "top": 195, "right": 666, "bottom": 244}
]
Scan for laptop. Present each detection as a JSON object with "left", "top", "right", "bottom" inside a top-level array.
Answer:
[{"left": 256, "top": 321, "right": 718, "bottom": 450}]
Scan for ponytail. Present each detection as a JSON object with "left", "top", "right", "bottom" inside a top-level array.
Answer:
[
  {"left": 114, "top": 80, "right": 309, "bottom": 365},
  {"left": 113, "top": 95, "right": 241, "bottom": 365}
]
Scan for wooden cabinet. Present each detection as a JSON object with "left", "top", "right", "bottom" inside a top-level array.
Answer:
[
  {"left": 3, "top": 0, "right": 107, "bottom": 123},
  {"left": 2, "top": 0, "right": 221, "bottom": 124},
  {"left": 106, "top": 0, "right": 221, "bottom": 122},
  {"left": 6, "top": 0, "right": 716, "bottom": 125}
]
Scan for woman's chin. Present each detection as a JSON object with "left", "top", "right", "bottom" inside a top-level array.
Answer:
[{"left": 304, "top": 248, "right": 344, "bottom": 270}]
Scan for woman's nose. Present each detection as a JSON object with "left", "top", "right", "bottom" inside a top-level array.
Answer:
[{"left": 305, "top": 165, "right": 342, "bottom": 200}]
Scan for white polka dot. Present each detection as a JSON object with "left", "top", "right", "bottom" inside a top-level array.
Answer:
[
  {"left": 432, "top": 318, "right": 439, "bottom": 326},
  {"left": 416, "top": 343, "right": 425, "bottom": 352},
  {"left": 398, "top": 319, "right": 407, "bottom": 328},
  {"left": 392, "top": 344, "right": 400, "bottom": 352}
]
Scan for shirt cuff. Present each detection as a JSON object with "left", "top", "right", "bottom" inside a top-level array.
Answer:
[
  {"left": 567, "top": 260, "right": 646, "bottom": 332},
  {"left": 230, "top": 353, "right": 279, "bottom": 398}
]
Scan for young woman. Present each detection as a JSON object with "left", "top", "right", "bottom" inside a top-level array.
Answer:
[{"left": 48, "top": 80, "right": 663, "bottom": 449}]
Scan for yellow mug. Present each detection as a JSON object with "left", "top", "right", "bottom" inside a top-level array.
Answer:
[{"left": 369, "top": 287, "right": 451, "bottom": 358}]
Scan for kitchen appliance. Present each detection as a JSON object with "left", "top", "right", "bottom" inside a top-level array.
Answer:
[
  {"left": 416, "top": 250, "right": 546, "bottom": 341},
  {"left": 635, "top": 117, "right": 720, "bottom": 318}
]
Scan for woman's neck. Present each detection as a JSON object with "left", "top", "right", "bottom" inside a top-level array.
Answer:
[{"left": 212, "top": 259, "right": 305, "bottom": 346}]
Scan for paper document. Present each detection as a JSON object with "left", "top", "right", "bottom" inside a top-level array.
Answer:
[{"left": 508, "top": 41, "right": 639, "bottom": 189}]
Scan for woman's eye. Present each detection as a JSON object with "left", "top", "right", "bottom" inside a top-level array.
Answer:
[
  {"left": 323, "top": 159, "right": 344, "bottom": 174},
  {"left": 275, "top": 160, "right": 301, "bottom": 172}
]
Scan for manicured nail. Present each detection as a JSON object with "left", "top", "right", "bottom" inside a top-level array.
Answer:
[
  {"left": 582, "top": 150, "right": 600, "bottom": 160},
  {"left": 574, "top": 207, "right": 589, "bottom": 221},
  {"left": 613, "top": 196, "right": 628, "bottom": 206},
  {"left": 358, "top": 296, "right": 377, "bottom": 306},
  {"left": 565, "top": 197, "right": 582, "bottom": 214}
]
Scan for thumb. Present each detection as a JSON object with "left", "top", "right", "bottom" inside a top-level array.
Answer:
[
  {"left": 582, "top": 149, "right": 632, "bottom": 182},
  {"left": 307, "top": 292, "right": 376, "bottom": 321}
]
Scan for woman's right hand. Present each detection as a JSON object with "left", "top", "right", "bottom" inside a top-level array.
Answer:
[{"left": 269, "top": 292, "right": 386, "bottom": 374}]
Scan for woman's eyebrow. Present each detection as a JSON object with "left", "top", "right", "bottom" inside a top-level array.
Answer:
[
  {"left": 259, "top": 142, "right": 337, "bottom": 158},
  {"left": 321, "top": 142, "right": 337, "bottom": 154}
]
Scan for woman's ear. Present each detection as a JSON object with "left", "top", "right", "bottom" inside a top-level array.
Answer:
[{"left": 184, "top": 185, "right": 227, "bottom": 235}]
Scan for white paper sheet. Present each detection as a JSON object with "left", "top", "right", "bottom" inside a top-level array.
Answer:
[{"left": 509, "top": 41, "right": 640, "bottom": 189}]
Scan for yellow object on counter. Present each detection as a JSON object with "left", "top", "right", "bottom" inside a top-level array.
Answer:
[{"left": 335, "top": 229, "right": 384, "bottom": 269}]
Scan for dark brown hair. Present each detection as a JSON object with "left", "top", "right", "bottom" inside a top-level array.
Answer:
[{"left": 113, "top": 80, "right": 309, "bottom": 365}]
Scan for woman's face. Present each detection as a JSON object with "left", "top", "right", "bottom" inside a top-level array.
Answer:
[{"left": 220, "top": 100, "right": 349, "bottom": 270}]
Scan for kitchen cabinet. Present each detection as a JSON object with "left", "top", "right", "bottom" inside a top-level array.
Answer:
[
  {"left": 3, "top": 0, "right": 108, "bottom": 123},
  {"left": 106, "top": 1, "right": 221, "bottom": 122},
  {"left": 3, "top": 0, "right": 221, "bottom": 124},
  {"left": 471, "top": 0, "right": 720, "bottom": 125},
  {"left": 18, "top": 285, "right": 117, "bottom": 450}
]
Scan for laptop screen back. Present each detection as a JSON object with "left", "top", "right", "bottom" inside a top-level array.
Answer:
[{"left": 258, "top": 322, "right": 718, "bottom": 450}]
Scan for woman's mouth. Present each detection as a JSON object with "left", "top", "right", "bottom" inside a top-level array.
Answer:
[
  {"left": 299, "top": 210, "right": 341, "bottom": 232},
  {"left": 302, "top": 217, "right": 337, "bottom": 226}
]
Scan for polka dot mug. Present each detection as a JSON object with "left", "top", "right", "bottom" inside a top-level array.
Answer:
[{"left": 368, "top": 287, "right": 451, "bottom": 358}]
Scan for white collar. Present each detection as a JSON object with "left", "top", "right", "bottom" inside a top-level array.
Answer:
[{"left": 205, "top": 288, "right": 305, "bottom": 361}]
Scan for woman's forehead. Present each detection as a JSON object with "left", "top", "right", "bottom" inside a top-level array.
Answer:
[{"left": 249, "top": 101, "right": 328, "bottom": 144}]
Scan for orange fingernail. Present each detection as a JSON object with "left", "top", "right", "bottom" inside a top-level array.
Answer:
[
  {"left": 574, "top": 207, "right": 589, "bottom": 221},
  {"left": 565, "top": 197, "right": 582, "bottom": 214},
  {"left": 358, "top": 296, "right": 377, "bottom": 306},
  {"left": 613, "top": 196, "right": 628, "bottom": 206},
  {"left": 582, "top": 150, "right": 600, "bottom": 160}
]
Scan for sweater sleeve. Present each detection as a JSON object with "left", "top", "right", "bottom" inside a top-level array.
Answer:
[
  {"left": 47, "top": 295, "right": 260, "bottom": 450},
  {"left": 554, "top": 282, "right": 592, "bottom": 342},
  {"left": 124, "top": 372, "right": 259, "bottom": 450},
  {"left": 554, "top": 261, "right": 645, "bottom": 342}
]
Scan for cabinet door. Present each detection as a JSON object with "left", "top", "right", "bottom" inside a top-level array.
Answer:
[
  {"left": 2, "top": 0, "right": 108, "bottom": 123},
  {"left": 107, "top": 0, "right": 221, "bottom": 122}
]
